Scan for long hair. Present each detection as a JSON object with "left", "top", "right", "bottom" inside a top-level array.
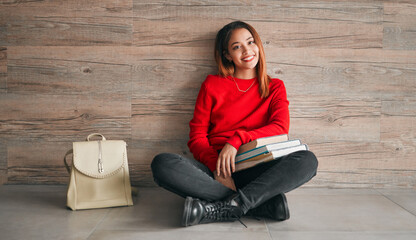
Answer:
[{"left": 214, "top": 21, "right": 270, "bottom": 98}]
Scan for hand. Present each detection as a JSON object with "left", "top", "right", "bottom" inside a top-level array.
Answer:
[
  {"left": 213, "top": 170, "right": 237, "bottom": 191},
  {"left": 216, "top": 143, "right": 238, "bottom": 177}
]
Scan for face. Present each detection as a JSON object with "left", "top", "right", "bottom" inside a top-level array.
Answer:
[{"left": 225, "top": 28, "right": 259, "bottom": 76}]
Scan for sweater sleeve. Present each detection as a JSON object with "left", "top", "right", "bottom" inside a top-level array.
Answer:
[
  {"left": 226, "top": 80, "right": 290, "bottom": 150},
  {"left": 187, "top": 82, "right": 218, "bottom": 171}
]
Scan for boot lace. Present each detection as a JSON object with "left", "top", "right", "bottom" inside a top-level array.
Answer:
[{"left": 203, "top": 202, "right": 247, "bottom": 228}]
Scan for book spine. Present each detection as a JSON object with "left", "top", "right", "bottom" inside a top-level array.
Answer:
[
  {"left": 235, "top": 144, "right": 308, "bottom": 172},
  {"left": 237, "top": 134, "right": 288, "bottom": 154},
  {"left": 236, "top": 139, "right": 302, "bottom": 163}
]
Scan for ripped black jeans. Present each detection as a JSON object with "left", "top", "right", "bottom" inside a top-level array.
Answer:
[{"left": 151, "top": 150, "right": 318, "bottom": 213}]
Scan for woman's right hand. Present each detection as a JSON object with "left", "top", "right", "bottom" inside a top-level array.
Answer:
[{"left": 213, "top": 170, "right": 237, "bottom": 191}]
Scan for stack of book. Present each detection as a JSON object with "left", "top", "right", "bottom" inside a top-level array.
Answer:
[{"left": 235, "top": 134, "right": 308, "bottom": 172}]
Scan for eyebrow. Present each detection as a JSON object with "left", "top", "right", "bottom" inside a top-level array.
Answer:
[{"left": 231, "top": 36, "right": 254, "bottom": 46}]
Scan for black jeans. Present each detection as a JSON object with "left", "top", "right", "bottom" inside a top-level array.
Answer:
[{"left": 151, "top": 150, "right": 318, "bottom": 213}]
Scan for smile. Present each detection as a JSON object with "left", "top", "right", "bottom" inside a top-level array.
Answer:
[{"left": 242, "top": 55, "right": 255, "bottom": 62}]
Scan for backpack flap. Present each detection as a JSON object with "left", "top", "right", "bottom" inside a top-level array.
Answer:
[{"left": 73, "top": 140, "right": 127, "bottom": 179}]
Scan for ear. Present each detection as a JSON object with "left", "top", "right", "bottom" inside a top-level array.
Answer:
[{"left": 224, "top": 51, "right": 232, "bottom": 62}]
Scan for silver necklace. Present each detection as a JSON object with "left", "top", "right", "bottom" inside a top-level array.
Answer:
[{"left": 231, "top": 76, "right": 256, "bottom": 93}]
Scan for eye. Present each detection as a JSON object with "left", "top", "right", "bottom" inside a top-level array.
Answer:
[
  {"left": 232, "top": 45, "right": 240, "bottom": 50},
  {"left": 248, "top": 40, "right": 255, "bottom": 45}
]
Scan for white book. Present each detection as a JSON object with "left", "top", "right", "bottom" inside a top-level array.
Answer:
[
  {"left": 236, "top": 139, "right": 302, "bottom": 163},
  {"left": 237, "top": 134, "right": 288, "bottom": 154},
  {"left": 235, "top": 144, "right": 309, "bottom": 172}
]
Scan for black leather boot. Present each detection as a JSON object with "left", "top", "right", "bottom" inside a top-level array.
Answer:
[
  {"left": 182, "top": 195, "right": 244, "bottom": 227},
  {"left": 245, "top": 193, "right": 290, "bottom": 221}
]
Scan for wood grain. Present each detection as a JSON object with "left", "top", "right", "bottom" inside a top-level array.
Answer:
[
  {"left": 6, "top": 140, "right": 71, "bottom": 184},
  {"left": 0, "top": 47, "right": 6, "bottom": 92},
  {"left": 0, "top": 0, "right": 133, "bottom": 46},
  {"left": 380, "top": 98, "right": 416, "bottom": 173},
  {"left": 383, "top": 2, "right": 416, "bottom": 50},
  {"left": 133, "top": 0, "right": 383, "bottom": 48},
  {"left": 131, "top": 59, "right": 215, "bottom": 100},
  {"left": 132, "top": 114, "right": 192, "bottom": 141},
  {"left": 132, "top": 98, "right": 194, "bottom": 141},
  {"left": 310, "top": 169, "right": 416, "bottom": 189},
  {"left": 289, "top": 94, "right": 381, "bottom": 143},
  {"left": 0, "top": 1, "right": 415, "bottom": 188},
  {"left": 7, "top": 47, "right": 132, "bottom": 95},
  {"left": 257, "top": 22, "right": 382, "bottom": 49},
  {"left": 266, "top": 48, "right": 416, "bottom": 99},
  {"left": 308, "top": 141, "right": 416, "bottom": 189},
  {"left": 0, "top": 141, "right": 7, "bottom": 185},
  {"left": 0, "top": 93, "right": 131, "bottom": 141}
]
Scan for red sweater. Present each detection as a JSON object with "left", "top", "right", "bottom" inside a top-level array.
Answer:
[{"left": 188, "top": 74, "right": 290, "bottom": 171}]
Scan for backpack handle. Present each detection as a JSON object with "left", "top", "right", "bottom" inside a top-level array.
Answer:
[{"left": 86, "top": 133, "right": 106, "bottom": 141}]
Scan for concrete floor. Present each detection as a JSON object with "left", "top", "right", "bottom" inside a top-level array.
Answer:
[{"left": 0, "top": 185, "right": 415, "bottom": 240}]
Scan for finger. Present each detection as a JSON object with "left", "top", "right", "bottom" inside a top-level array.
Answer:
[
  {"left": 231, "top": 155, "right": 235, "bottom": 173},
  {"left": 216, "top": 156, "right": 221, "bottom": 176},
  {"left": 221, "top": 156, "right": 227, "bottom": 177},
  {"left": 226, "top": 156, "right": 231, "bottom": 177}
]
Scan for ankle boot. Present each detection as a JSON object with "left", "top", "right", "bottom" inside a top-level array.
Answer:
[
  {"left": 245, "top": 193, "right": 290, "bottom": 221},
  {"left": 182, "top": 195, "right": 244, "bottom": 227}
]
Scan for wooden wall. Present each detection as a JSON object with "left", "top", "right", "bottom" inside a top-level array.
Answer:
[{"left": 0, "top": 0, "right": 415, "bottom": 188}]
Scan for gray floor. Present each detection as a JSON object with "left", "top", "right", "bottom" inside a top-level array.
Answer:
[{"left": 0, "top": 186, "right": 416, "bottom": 240}]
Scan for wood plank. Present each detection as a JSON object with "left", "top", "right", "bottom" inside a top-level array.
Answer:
[
  {"left": 132, "top": 114, "right": 192, "bottom": 141},
  {"left": 266, "top": 48, "right": 416, "bottom": 99},
  {"left": 380, "top": 115, "right": 415, "bottom": 165},
  {"left": 0, "top": 0, "right": 133, "bottom": 46},
  {"left": 383, "top": 2, "right": 416, "bottom": 50},
  {"left": 130, "top": 46, "right": 214, "bottom": 142},
  {"left": 127, "top": 139, "right": 191, "bottom": 165},
  {"left": 380, "top": 98, "right": 415, "bottom": 166},
  {"left": 133, "top": 0, "right": 383, "bottom": 48},
  {"left": 0, "top": 47, "right": 6, "bottom": 92},
  {"left": 257, "top": 22, "right": 382, "bottom": 49},
  {"left": 311, "top": 169, "right": 416, "bottom": 189},
  {"left": 289, "top": 94, "right": 381, "bottom": 143},
  {"left": 129, "top": 164, "right": 155, "bottom": 187},
  {"left": 6, "top": 46, "right": 213, "bottom": 68},
  {"left": 131, "top": 58, "right": 214, "bottom": 100},
  {"left": 7, "top": 140, "right": 71, "bottom": 184},
  {"left": 310, "top": 141, "right": 415, "bottom": 172},
  {"left": 0, "top": 141, "right": 7, "bottom": 185},
  {"left": 382, "top": 99, "right": 416, "bottom": 116},
  {"left": 0, "top": 93, "right": 131, "bottom": 141},
  {"left": 7, "top": 47, "right": 131, "bottom": 95},
  {"left": 132, "top": 98, "right": 195, "bottom": 116},
  {"left": 128, "top": 45, "right": 214, "bottom": 102},
  {"left": 308, "top": 141, "right": 416, "bottom": 188}
]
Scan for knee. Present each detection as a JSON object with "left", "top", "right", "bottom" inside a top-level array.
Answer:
[
  {"left": 151, "top": 153, "right": 180, "bottom": 179},
  {"left": 301, "top": 150, "right": 318, "bottom": 173}
]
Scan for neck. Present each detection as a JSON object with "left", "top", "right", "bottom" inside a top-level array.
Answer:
[{"left": 234, "top": 69, "right": 256, "bottom": 79}]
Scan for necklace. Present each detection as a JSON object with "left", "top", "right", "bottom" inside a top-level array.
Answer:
[{"left": 231, "top": 76, "right": 256, "bottom": 93}]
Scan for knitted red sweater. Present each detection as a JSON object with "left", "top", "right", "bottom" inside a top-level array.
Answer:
[{"left": 188, "top": 74, "right": 290, "bottom": 171}]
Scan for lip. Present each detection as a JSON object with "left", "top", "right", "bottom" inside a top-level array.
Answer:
[{"left": 242, "top": 55, "right": 255, "bottom": 62}]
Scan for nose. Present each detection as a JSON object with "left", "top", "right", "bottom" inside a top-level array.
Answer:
[{"left": 242, "top": 45, "right": 249, "bottom": 55}]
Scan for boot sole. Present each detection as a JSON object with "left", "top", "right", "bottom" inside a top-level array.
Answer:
[
  {"left": 280, "top": 193, "right": 290, "bottom": 220},
  {"left": 182, "top": 196, "right": 193, "bottom": 227}
]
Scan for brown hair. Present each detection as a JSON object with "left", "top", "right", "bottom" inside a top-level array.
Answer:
[{"left": 214, "top": 21, "right": 270, "bottom": 98}]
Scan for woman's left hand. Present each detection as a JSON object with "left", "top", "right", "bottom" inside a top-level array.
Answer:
[{"left": 216, "top": 143, "right": 238, "bottom": 177}]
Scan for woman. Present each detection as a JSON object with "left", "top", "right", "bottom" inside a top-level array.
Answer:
[{"left": 151, "top": 21, "right": 318, "bottom": 227}]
